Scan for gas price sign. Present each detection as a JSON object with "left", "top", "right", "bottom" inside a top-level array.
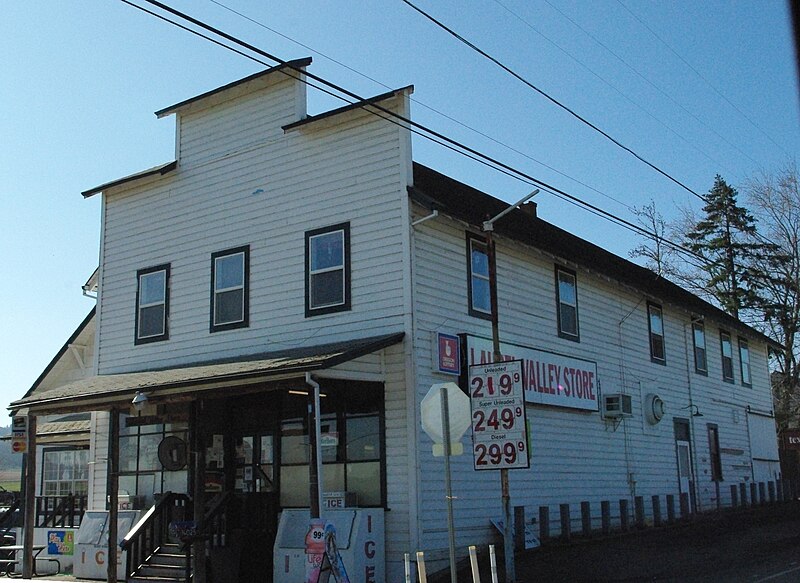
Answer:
[{"left": 469, "top": 360, "right": 530, "bottom": 471}]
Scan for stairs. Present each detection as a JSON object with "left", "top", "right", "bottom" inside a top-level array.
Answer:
[{"left": 128, "top": 543, "right": 189, "bottom": 583}]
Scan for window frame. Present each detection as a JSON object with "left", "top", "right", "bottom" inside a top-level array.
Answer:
[
  {"left": 305, "top": 222, "right": 351, "bottom": 317},
  {"left": 707, "top": 424, "right": 723, "bottom": 481},
  {"left": 692, "top": 319, "right": 708, "bottom": 375},
  {"left": 720, "top": 330, "right": 734, "bottom": 383},
  {"left": 555, "top": 265, "right": 580, "bottom": 341},
  {"left": 135, "top": 264, "right": 170, "bottom": 345},
  {"left": 738, "top": 337, "right": 752, "bottom": 387},
  {"left": 647, "top": 302, "right": 666, "bottom": 364},
  {"left": 466, "top": 232, "right": 491, "bottom": 320},
  {"left": 210, "top": 245, "right": 250, "bottom": 333},
  {"left": 40, "top": 446, "right": 89, "bottom": 498}
]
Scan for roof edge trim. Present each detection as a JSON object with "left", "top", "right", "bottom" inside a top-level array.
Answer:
[
  {"left": 82, "top": 161, "right": 177, "bottom": 198},
  {"left": 282, "top": 85, "right": 414, "bottom": 132}
]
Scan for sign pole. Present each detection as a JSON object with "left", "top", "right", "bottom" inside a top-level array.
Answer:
[
  {"left": 486, "top": 226, "right": 515, "bottom": 583},
  {"left": 440, "top": 387, "right": 458, "bottom": 583}
]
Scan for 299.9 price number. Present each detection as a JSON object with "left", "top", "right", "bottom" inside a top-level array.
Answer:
[{"left": 474, "top": 440, "right": 526, "bottom": 467}]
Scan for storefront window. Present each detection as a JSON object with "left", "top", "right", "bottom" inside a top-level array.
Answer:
[
  {"left": 117, "top": 416, "right": 188, "bottom": 509},
  {"left": 279, "top": 383, "right": 383, "bottom": 508},
  {"left": 42, "top": 449, "right": 89, "bottom": 497}
]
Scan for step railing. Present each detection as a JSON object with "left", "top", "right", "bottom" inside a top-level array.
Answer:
[
  {"left": 201, "top": 491, "right": 234, "bottom": 549},
  {"left": 35, "top": 495, "right": 87, "bottom": 528},
  {"left": 120, "top": 492, "right": 192, "bottom": 581}
]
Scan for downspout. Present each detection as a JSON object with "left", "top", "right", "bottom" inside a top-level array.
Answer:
[{"left": 306, "top": 372, "right": 324, "bottom": 518}]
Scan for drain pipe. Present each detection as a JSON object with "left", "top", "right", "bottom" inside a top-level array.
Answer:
[{"left": 306, "top": 372, "right": 324, "bottom": 517}]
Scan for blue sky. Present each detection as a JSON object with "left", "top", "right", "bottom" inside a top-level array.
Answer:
[{"left": 1, "top": 0, "right": 798, "bottom": 412}]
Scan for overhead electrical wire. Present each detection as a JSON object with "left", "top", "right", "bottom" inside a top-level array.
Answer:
[
  {"left": 399, "top": 0, "right": 705, "bottom": 202},
  {"left": 491, "top": 0, "right": 731, "bottom": 175},
  {"left": 540, "top": 0, "right": 765, "bottom": 171},
  {"left": 616, "top": 0, "right": 791, "bottom": 160},
  {"left": 121, "top": 0, "right": 727, "bottom": 270},
  {"left": 208, "top": 0, "right": 636, "bottom": 214}
]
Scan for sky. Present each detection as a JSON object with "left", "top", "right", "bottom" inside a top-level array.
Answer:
[{"left": 1, "top": 0, "right": 798, "bottom": 412}]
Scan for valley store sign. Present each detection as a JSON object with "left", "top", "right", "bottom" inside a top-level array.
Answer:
[{"left": 463, "top": 335, "right": 599, "bottom": 412}]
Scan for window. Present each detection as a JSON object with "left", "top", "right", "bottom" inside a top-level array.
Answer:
[
  {"left": 279, "top": 381, "right": 384, "bottom": 508},
  {"left": 210, "top": 246, "right": 249, "bottom": 332},
  {"left": 555, "top": 266, "right": 579, "bottom": 341},
  {"left": 305, "top": 223, "right": 350, "bottom": 316},
  {"left": 42, "top": 448, "right": 89, "bottom": 497},
  {"left": 739, "top": 337, "right": 751, "bottom": 386},
  {"left": 692, "top": 320, "right": 707, "bottom": 374},
  {"left": 707, "top": 424, "right": 722, "bottom": 481},
  {"left": 647, "top": 302, "right": 666, "bottom": 364},
  {"left": 118, "top": 417, "right": 189, "bottom": 509},
  {"left": 135, "top": 264, "right": 169, "bottom": 344},
  {"left": 467, "top": 233, "right": 491, "bottom": 318},
  {"left": 720, "top": 330, "right": 734, "bottom": 382}
]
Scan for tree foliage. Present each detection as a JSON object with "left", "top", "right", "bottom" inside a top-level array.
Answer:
[
  {"left": 629, "top": 169, "right": 800, "bottom": 427},
  {"left": 685, "top": 175, "right": 774, "bottom": 319}
]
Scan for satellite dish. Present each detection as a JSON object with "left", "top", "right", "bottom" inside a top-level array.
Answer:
[{"left": 158, "top": 435, "right": 187, "bottom": 471}]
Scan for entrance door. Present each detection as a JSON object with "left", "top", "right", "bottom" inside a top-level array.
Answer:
[
  {"left": 674, "top": 419, "right": 693, "bottom": 495},
  {"left": 676, "top": 440, "right": 692, "bottom": 494}
]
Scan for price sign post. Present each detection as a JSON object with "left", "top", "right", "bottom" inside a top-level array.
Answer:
[{"left": 469, "top": 361, "right": 529, "bottom": 471}]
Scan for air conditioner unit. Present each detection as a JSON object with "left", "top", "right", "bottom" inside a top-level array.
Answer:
[{"left": 603, "top": 393, "right": 633, "bottom": 419}]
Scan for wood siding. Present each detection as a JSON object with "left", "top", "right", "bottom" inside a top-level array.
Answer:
[
  {"left": 97, "top": 77, "right": 410, "bottom": 374},
  {"left": 409, "top": 204, "right": 777, "bottom": 557}
]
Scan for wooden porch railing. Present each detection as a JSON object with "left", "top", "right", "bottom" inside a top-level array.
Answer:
[
  {"left": 120, "top": 492, "right": 192, "bottom": 581},
  {"left": 0, "top": 499, "right": 21, "bottom": 544},
  {"left": 35, "top": 495, "right": 87, "bottom": 528},
  {"left": 201, "top": 491, "right": 234, "bottom": 548}
]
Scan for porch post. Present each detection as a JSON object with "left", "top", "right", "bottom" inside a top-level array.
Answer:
[
  {"left": 192, "top": 401, "right": 207, "bottom": 583},
  {"left": 21, "top": 414, "right": 37, "bottom": 579},
  {"left": 107, "top": 407, "right": 120, "bottom": 583}
]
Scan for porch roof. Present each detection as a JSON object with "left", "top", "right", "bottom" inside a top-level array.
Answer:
[{"left": 9, "top": 332, "right": 404, "bottom": 414}]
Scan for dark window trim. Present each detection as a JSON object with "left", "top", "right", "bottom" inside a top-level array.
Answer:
[
  {"left": 647, "top": 301, "right": 666, "bottom": 365},
  {"left": 692, "top": 319, "right": 708, "bottom": 375},
  {"left": 707, "top": 423, "right": 723, "bottom": 481},
  {"left": 720, "top": 329, "right": 734, "bottom": 383},
  {"left": 555, "top": 265, "right": 580, "bottom": 342},
  {"left": 135, "top": 263, "right": 170, "bottom": 345},
  {"left": 304, "top": 222, "right": 351, "bottom": 317},
  {"left": 210, "top": 245, "right": 250, "bottom": 333},
  {"left": 738, "top": 336, "right": 752, "bottom": 387},
  {"left": 466, "top": 232, "right": 491, "bottom": 320}
]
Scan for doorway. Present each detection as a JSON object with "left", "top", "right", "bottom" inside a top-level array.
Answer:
[{"left": 674, "top": 419, "right": 693, "bottom": 496}]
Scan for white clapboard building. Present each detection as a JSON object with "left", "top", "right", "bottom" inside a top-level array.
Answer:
[{"left": 11, "top": 60, "right": 780, "bottom": 581}]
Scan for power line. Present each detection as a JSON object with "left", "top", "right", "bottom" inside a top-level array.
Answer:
[
  {"left": 121, "top": 0, "right": 723, "bottom": 270},
  {"left": 616, "top": 0, "right": 791, "bottom": 160},
  {"left": 207, "top": 0, "right": 637, "bottom": 214},
  {"left": 399, "top": 0, "right": 705, "bottom": 202},
  {"left": 540, "top": 0, "right": 765, "bottom": 171},
  {"left": 491, "top": 0, "right": 732, "bottom": 176}
]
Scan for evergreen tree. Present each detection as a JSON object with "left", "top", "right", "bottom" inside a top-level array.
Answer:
[{"left": 686, "top": 175, "right": 772, "bottom": 319}]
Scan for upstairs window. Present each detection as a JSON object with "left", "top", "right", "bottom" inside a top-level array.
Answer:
[
  {"left": 647, "top": 302, "right": 666, "bottom": 364},
  {"left": 211, "top": 246, "right": 249, "bottom": 332},
  {"left": 739, "top": 337, "right": 751, "bottom": 386},
  {"left": 720, "top": 330, "right": 734, "bottom": 382},
  {"left": 467, "top": 233, "right": 491, "bottom": 318},
  {"left": 555, "top": 266, "right": 579, "bottom": 341},
  {"left": 692, "top": 320, "right": 707, "bottom": 374},
  {"left": 305, "top": 223, "right": 350, "bottom": 316},
  {"left": 135, "top": 264, "right": 169, "bottom": 344}
]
